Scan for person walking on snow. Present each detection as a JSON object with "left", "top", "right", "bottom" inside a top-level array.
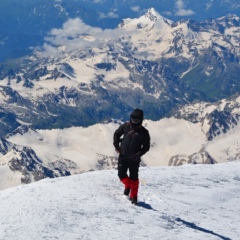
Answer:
[{"left": 113, "top": 109, "right": 150, "bottom": 205}]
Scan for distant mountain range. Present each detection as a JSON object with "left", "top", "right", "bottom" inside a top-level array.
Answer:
[
  {"left": 0, "top": 8, "right": 239, "bottom": 136},
  {"left": 0, "top": 0, "right": 239, "bottom": 61}
]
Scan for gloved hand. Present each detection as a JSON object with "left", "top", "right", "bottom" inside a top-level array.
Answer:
[{"left": 115, "top": 148, "right": 121, "bottom": 154}]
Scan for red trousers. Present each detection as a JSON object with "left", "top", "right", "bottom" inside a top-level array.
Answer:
[{"left": 120, "top": 177, "right": 139, "bottom": 198}]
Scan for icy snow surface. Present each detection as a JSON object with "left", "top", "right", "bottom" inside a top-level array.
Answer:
[{"left": 0, "top": 161, "right": 239, "bottom": 240}]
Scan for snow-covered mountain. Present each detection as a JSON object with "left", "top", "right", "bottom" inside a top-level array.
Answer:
[
  {"left": 0, "top": 0, "right": 239, "bottom": 61},
  {"left": 0, "top": 8, "right": 239, "bottom": 137},
  {"left": 0, "top": 161, "right": 239, "bottom": 239},
  {"left": 0, "top": 137, "right": 77, "bottom": 190},
  {"left": 171, "top": 95, "right": 240, "bottom": 140}
]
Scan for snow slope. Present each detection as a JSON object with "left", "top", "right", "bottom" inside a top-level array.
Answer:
[{"left": 0, "top": 161, "right": 239, "bottom": 240}]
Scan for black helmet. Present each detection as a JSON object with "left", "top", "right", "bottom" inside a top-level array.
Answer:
[{"left": 130, "top": 109, "right": 144, "bottom": 125}]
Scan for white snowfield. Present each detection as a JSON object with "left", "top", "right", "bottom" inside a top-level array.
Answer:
[
  {"left": 7, "top": 119, "right": 205, "bottom": 169},
  {"left": 7, "top": 118, "right": 240, "bottom": 171},
  {"left": 0, "top": 161, "right": 239, "bottom": 240}
]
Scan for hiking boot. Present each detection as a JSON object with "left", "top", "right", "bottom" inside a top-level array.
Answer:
[
  {"left": 130, "top": 197, "right": 137, "bottom": 205},
  {"left": 123, "top": 188, "right": 130, "bottom": 196}
]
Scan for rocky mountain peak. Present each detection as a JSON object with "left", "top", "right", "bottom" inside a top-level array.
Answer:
[
  {"left": 0, "top": 138, "right": 13, "bottom": 156},
  {"left": 118, "top": 7, "right": 170, "bottom": 31},
  {"left": 144, "top": 8, "right": 158, "bottom": 22}
]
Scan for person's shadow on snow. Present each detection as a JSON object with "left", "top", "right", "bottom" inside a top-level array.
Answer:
[
  {"left": 175, "top": 218, "right": 232, "bottom": 240},
  {"left": 137, "top": 201, "right": 158, "bottom": 211},
  {"left": 137, "top": 203, "right": 232, "bottom": 240}
]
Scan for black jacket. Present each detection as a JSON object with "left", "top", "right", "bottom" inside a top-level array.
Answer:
[{"left": 113, "top": 122, "right": 150, "bottom": 159}]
